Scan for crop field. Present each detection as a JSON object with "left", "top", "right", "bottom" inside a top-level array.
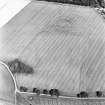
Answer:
[{"left": 0, "top": 0, "right": 105, "bottom": 97}]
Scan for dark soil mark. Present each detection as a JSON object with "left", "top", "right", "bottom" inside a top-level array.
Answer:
[{"left": 8, "top": 58, "right": 34, "bottom": 75}]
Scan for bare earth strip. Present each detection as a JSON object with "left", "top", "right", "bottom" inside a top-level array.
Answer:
[{"left": 0, "top": 1, "right": 105, "bottom": 96}]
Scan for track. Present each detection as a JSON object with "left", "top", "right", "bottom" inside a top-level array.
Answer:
[{"left": 16, "top": 91, "right": 105, "bottom": 105}]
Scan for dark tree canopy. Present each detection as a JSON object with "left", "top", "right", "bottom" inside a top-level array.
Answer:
[{"left": 37, "top": 0, "right": 105, "bottom": 7}]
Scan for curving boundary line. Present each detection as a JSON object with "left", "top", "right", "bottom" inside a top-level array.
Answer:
[{"left": 0, "top": 60, "right": 17, "bottom": 105}]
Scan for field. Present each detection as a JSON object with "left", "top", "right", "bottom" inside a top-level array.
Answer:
[{"left": 0, "top": 0, "right": 105, "bottom": 97}]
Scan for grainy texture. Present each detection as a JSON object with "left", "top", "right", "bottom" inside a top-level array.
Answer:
[
  {"left": 0, "top": 1, "right": 105, "bottom": 96},
  {"left": 16, "top": 92, "right": 105, "bottom": 105}
]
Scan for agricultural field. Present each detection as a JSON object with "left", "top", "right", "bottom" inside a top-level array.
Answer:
[{"left": 0, "top": 0, "right": 105, "bottom": 101}]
